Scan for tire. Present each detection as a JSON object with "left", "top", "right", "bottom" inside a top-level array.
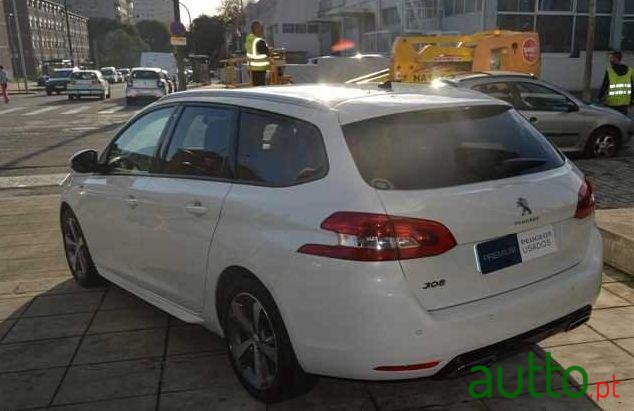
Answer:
[
  {"left": 106, "top": 88, "right": 111, "bottom": 99},
  {"left": 99, "top": 92, "right": 105, "bottom": 100},
  {"left": 46, "top": 90, "right": 52, "bottom": 96},
  {"left": 221, "top": 276, "right": 316, "bottom": 403},
  {"left": 68, "top": 95, "right": 74, "bottom": 100},
  {"left": 55, "top": 90, "right": 61, "bottom": 95},
  {"left": 585, "top": 128, "right": 620, "bottom": 158},
  {"left": 61, "top": 207, "right": 102, "bottom": 287}
]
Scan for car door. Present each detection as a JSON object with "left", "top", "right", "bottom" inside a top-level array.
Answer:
[
  {"left": 77, "top": 106, "right": 176, "bottom": 283},
  {"left": 511, "top": 81, "right": 586, "bottom": 150},
  {"left": 135, "top": 104, "right": 237, "bottom": 312}
]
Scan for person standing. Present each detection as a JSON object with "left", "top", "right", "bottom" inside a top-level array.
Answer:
[
  {"left": 598, "top": 51, "right": 632, "bottom": 116},
  {"left": 0, "top": 65, "right": 9, "bottom": 104},
  {"left": 245, "top": 21, "right": 270, "bottom": 87}
]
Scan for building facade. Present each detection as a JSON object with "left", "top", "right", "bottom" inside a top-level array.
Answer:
[
  {"left": 245, "top": 0, "right": 323, "bottom": 61},
  {"left": 0, "top": 0, "right": 11, "bottom": 78},
  {"left": 133, "top": 0, "right": 173, "bottom": 26},
  {"left": 60, "top": 0, "right": 133, "bottom": 22},
  {"left": 4, "top": 0, "right": 90, "bottom": 76}
]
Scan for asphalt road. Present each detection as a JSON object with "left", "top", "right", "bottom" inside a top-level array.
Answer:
[{"left": 0, "top": 84, "right": 142, "bottom": 177}]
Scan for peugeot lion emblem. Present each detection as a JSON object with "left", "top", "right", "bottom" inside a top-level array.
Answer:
[{"left": 516, "top": 198, "right": 532, "bottom": 216}]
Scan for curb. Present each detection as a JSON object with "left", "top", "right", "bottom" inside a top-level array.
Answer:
[{"left": 596, "top": 209, "right": 634, "bottom": 277}]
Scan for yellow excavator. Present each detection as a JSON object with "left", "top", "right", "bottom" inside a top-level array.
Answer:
[
  {"left": 348, "top": 30, "right": 541, "bottom": 85},
  {"left": 221, "top": 48, "right": 293, "bottom": 88}
]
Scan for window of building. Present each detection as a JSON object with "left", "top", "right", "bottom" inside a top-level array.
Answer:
[
  {"left": 627, "top": 2, "right": 634, "bottom": 13},
  {"left": 576, "top": 0, "right": 612, "bottom": 13},
  {"left": 574, "top": 15, "right": 612, "bottom": 51},
  {"left": 537, "top": 15, "right": 573, "bottom": 52},
  {"left": 295, "top": 24, "right": 307, "bottom": 33},
  {"left": 538, "top": 0, "right": 572, "bottom": 11},
  {"left": 623, "top": 21, "right": 634, "bottom": 51},
  {"left": 455, "top": 0, "right": 464, "bottom": 13},
  {"left": 308, "top": 24, "right": 319, "bottom": 34},
  {"left": 498, "top": 14, "right": 534, "bottom": 31},
  {"left": 282, "top": 23, "right": 294, "bottom": 33},
  {"left": 382, "top": 7, "right": 400, "bottom": 27},
  {"left": 497, "top": 0, "right": 535, "bottom": 12}
]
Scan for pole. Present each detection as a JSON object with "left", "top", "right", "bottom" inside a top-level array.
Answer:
[
  {"left": 172, "top": 0, "right": 187, "bottom": 91},
  {"left": 582, "top": 0, "right": 596, "bottom": 102},
  {"left": 63, "top": 0, "right": 75, "bottom": 66},
  {"left": 10, "top": 0, "right": 28, "bottom": 92}
]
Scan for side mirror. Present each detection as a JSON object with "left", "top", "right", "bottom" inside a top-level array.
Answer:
[
  {"left": 70, "top": 149, "right": 99, "bottom": 173},
  {"left": 566, "top": 103, "right": 579, "bottom": 113}
]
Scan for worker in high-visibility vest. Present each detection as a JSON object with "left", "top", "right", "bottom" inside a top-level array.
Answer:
[
  {"left": 245, "top": 21, "right": 270, "bottom": 87},
  {"left": 598, "top": 51, "right": 632, "bottom": 116}
]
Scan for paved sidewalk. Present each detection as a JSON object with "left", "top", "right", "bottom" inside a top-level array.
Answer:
[{"left": 0, "top": 195, "right": 632, "bottom": 410}]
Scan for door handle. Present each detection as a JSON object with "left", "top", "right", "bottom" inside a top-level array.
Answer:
[
  {"left": 185, "top": 201, "right": 208, "bottom": 216},
  {"left": 125, "top": 195, "right": 139, "bottom": 208}
]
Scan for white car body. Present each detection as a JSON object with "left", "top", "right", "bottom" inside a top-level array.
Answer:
[
  {"left": 125, "top": 67, "right": 170, "bottom": 102},
  {"left": 67, "top": 70, "right": 110, "bottom": 99},
  {"left": 61, "top": 85, "right": 602, "bottom": 384},
  {"left": 100, "top": 66, "right": 119, "bottom": 83}
]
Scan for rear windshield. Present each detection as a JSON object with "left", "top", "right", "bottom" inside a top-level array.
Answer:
[
  {"left": 342, "top": 106, "right": 564, "bottom": 190},
  {"left": 101, "top": 69, "right": 114, "bottom": 75},
  {"left": 132, "top": 70, "right": 159, "bottom": 80},
  {"left": 54, "top": 69, "right": 74, "bottom": 78},
  {"left": 72, "top": 72, "right": 97, "bottom": 80}
]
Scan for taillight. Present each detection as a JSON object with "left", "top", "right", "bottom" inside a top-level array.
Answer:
[
  {"left": 298, "top": 212, "right": 456, "bottom": 261},
  {"left": 575, "top": 178, "right": 595, "bottom": 219}
]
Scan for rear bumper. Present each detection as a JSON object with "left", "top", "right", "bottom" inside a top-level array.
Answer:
[
  {"left": 126, "top": 88, "right": 165, "bottom": 99},
  {"left": 68, "top": 89, "right": 104, "bottom": 96},
  {"left": 286, "top": 226, "right": 602, "bottom": 380}
]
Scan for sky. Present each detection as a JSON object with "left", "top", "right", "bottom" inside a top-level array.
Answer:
[{"left": 180, "top": 0, "right": 223, "bottom": 21}]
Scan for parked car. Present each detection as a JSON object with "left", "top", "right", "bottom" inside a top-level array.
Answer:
[
  {"left": 67, "top": 70, "right": 110, "bottom": 100},
  {"left": 118, "top": 68, "right": 131, "bottom": 81},
  {"left": 125, "top": 67, "right": 171, "bottom": 105},
  {"left": 61, "top": 85, "right": 601, "bottom": 403},
  {"left": 45, "top": 67, "right": 78, "bottom": 95},
  {"left": 444, "top": 72, "right": 633, "bottom": 158},
  {"left": 38, "top": 75, "right": 50, "bottom": 87},
  {"left": 100, "top": 67, "right": 121, "bottom": 83}
]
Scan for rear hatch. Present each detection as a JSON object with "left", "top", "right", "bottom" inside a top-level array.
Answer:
[
  {"left": 342, "top": 105, "right": 591, "bottom": 311},
  {"left": 131, "top": 70, "right": 159, "bottom": 89},
  {"left": 70, "top": 72, "right": 99, "bottom": 90}
]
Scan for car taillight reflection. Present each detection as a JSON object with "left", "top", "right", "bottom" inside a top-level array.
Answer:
[{"left": 575, "top": 178, "right": 596, "bottom": 219}]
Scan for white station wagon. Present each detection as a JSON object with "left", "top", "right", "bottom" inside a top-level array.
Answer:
[{"left": 61, "top": 85, "right": 602, "bottom": 402}]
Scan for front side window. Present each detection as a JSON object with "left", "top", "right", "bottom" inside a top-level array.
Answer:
[
  {"left": 343, "top": 106, "right": 564, "bottom": 191},
  {"left": 237, "top": 111, "right": 328, "bottom": 186},
  {"left": 162, "top": 106, "right": 237, "bottom": 178},
  {"left": 515, "top": 82, "right": 574, "bottom": 111},
  {"left": 106, "top": 107, "right": 175, "bottom": 173},
  {"left": 473, "top": 82, "right": 515, "bottom": 105}
]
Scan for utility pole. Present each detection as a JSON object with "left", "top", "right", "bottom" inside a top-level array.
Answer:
[
  {"left": 172, "top": 0, "right": 187, "bottom": 91},
  {"left": 10, "top": 0, "right": 28, "bottom": 92},
  {"left": 582, "top": 0, "right": 596, "bottom": 102},
  {"left": 64, "top": 0, "right": 75, "bottom": 66}
]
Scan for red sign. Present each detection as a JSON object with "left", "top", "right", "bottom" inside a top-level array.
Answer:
[{"left": 522, "top": 38, "right": 538, "bottom": 64}]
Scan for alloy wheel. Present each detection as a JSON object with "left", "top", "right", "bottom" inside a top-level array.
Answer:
[
  {"left": 593, "top": 134, "right": 617, "bottom": 157},
  {"left": 63, "top": 215, "right": 89, "bottom": 280},
  {"left": 226, "top": 292, "right": 278, "bottom": 390}
]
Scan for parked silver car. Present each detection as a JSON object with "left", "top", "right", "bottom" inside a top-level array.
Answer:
[{"left": 445, "top": 72, "right": 633, "bottom": 158}]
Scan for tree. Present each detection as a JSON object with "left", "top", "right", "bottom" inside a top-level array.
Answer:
[
  {"left": 218, "top": 0, "right": 244, "bottom": 27},
  {"left": 189, "top": 15, "right": 227, "bottom": 65},
  {"left": 136, "top": 20, "right": 172, "bottom": 53},
  {"left": 87, "top": 18, "right": 149, "bottom": 67}
]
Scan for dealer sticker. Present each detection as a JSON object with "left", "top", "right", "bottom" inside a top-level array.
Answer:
[{"left": 517, "top": 225, "right": 557, "bottom": 262}]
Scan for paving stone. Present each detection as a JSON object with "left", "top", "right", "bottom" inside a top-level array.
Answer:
[
  {"left": 586, "top": 379, "right": 634, "bottom": 411},
  {"left": 88, "top": 306, "right": 167, "bottom": 334},
  {"left": 0, "top": 318, "right": 16, "bottom": 340},
  {"left": 613, "top": 338, "right": 634, "bottom": 355},
  {"left": 74, "top": 328, "right": 166, "bottom": 364},
  {"left": 483, "top": 391, "right": 597, "bottom": 410},
  {"left": 159, "top": 387, "right": 265, "bottom": 411},
  {"left": 415, "top": 401, "right": 489, "bottom": 410},
  {"left": 167, "top": 324, "right": 225, "bottom": 355},
  {"left": 0, "top": 296, "right": 32, "bottom": 320},
  {"left": 602, "top": 267, "right": 633, "bottom": 284},
  {"left": 547, "top": 341, "right": 634, "bottom": 385},
  {"left": 100, "top": 286, "right": 152, "bottom": 310},
  {"left": 269, "top": 378, "right": 374, "bottom": 410},
  {"left": 587, "top": 306, "right": 634, "bottom": 339},
  {"left": 0, "top": 367, "right": 66, "bottom": 409},
  {"left": 540, "top": 325, "right": 605, "bottom": 348},
  {"left": 162, "top": 353, "right": 237, "bottom": 392},
  {"left": 0, "top": 336, "right": 79, "bottom": 372},
  {"left": 593, "top": 287, "right": 631, "bottom": 309},
  {"left": 24, "top": 291, "right": 103, "bottom": 317},
  {"left": 602, "top": 281, "right": 634, "bottom": 304},
  {"left": 3, "top": 312, "right": 91, "bottom": 342},
  {"left": 12, "top": 277, "right": 102, "bottom": 296},
  {"left": 49, "top": 395, "right": 156, "bottom": 411},
  {"left": 52, "top": 358, "right": 161, "bottom": 405}
]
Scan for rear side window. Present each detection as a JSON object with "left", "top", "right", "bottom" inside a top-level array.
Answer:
[
  {"left": 132, "top": 70, "right": 159, "bottom": 80},
  {"left": 162, "top": 106, "right": 237, "bottom": 178},
  {"left": 237, "top": 111, "right": 328, "bottom": 186},
  {"left": 342, "top": 106, "right": 564, "bottom": 190}
]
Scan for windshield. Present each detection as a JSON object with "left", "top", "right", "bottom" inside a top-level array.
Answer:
[
  {"left": 132, "top": 70, "right": 159, "bottom": 79},
  {"left": 53, "top": 69, "right": 74, "bottom": 78},
  {"left": 72, "top": 72, "right": 97, "bottom": 80},
  {"left": 342, "top": 106, "right": 564, "bottom": 190}
]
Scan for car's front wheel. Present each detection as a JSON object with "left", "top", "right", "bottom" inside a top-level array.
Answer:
[
  {"left": 586, "top": 128, "right": 620, "bottom": 158},
  {"left": 222, "top": 276, "right": 316, "bottom": 403},
  {"left": 61, "top": 207, "right": 101, "bottom": 287}
]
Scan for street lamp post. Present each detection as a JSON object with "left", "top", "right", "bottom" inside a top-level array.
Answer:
[
  {"left": 10, "top": 0, "right": 28, "bottom": 92},
  {"left": 172, "top": 0, "right": 187, "bottom": 92},
  {"left": 63, "top": 0, "right": 75, "bottom": 66}
]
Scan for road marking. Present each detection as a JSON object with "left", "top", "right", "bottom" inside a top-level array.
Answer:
[
  {"left": 0, "top": 106, "right": 26, "bottom": 115},
  {"left": 98, "top": 106, "right": 125, "bottom": 114},
  {"left": 23, "top": 106, "right": 59, "bottom": 116},
  {"left": 0, "top": 173, "right": 69, "bottom": 189},
  {"left": 61, "top": 106, "right": 92, "bottom": 115}
]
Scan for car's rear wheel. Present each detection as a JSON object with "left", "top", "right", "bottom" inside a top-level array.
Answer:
[
  {"left": 99, "top": 92, "right": 105, "bottom": 100},
  {"left": 222, "top": 276, "right": 315, "bottom": 403},
  {"left": 586, "top": 128, "right": 620, "bottom": 158},
  {"left": 61, "top": 208, "right": 101, "bottom": 287},
  {"left": 56, "top": 90, "right": 61, "bottom": 95}
]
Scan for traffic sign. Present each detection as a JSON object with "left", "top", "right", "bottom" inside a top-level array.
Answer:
[
  {"left": 171, "top": 36, "right": 187, "bottom": 46},
  {"left": 170, "top": 21, "right": 187, "bottom": 36}
]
